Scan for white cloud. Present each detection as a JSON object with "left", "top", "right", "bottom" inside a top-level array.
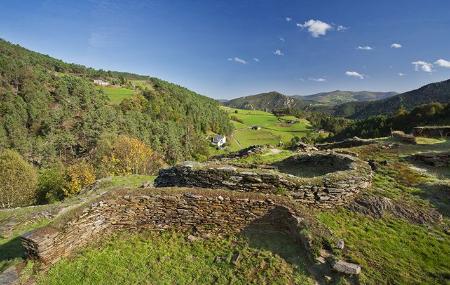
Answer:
[
  {"left": 435, "top": 59, "right": 450, "bottom": 68},
  {"left": 228, "top": 57, "right": 247, "bottom": 64},
  {"left": 286, "top": 17, "right": 292, "bottom": 22},
  {"left": 309, "top": 77, "right": 327, "bottom": 82},
  {"left": 357, "top": 46, "right": 373, "bottom": 50},
  {"left": 337, "top": 25, "right": 348, "bottom": 31},
  {"left": 398, "top": 72, "right": 405, "bottom": 76},
  {"left": 297, "top": 19, "right": 333, "bottom": 38},
  {"left": 412, "top": 61, "right": 433, "bottom": 72},
  {"left": 345, "top": 71, "right": 364, "bottom": 79},
  {"left": 279, "top": 37, "right": 285, "bottom": 42},
  {"left": 274, "top": 49, "right": 284, "bottom": 56},
  {"left": 253, "top": 58, "right": 260, "bottom": 62},
  {"left": 391, "top": 43, "right": 402, "bottom": 48}
]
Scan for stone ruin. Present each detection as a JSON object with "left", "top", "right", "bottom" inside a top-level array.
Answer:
[
  {"left": 21, "top": 189, "right": 327, "bottom": 268},
  {"left": 391, "top": 131, "right": 417, "bottom": 144},
  {"left": 315, "top": 137, "right": 377, "bottom": 150},
  {"left": 413, "top": 126, "right": 450, "bottom": 138},
  {"left": 20, "top": 152, "right": 371, "bottom": 277},
  {"left": 410, "top": 151, "right": 450, "bottom": 167},
  {"left": 155, "top": 151, "right": 373, "bottom": 208}
]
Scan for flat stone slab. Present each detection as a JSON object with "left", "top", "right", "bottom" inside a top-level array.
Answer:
[
  {"left": 333, "top": 260, "right": 361, "bottom": 275},
  {"left": 0, "top": 266, "right": 19, "bottom": 285}
]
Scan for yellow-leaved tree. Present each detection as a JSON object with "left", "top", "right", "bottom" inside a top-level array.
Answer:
[
  {"left": 99, "top": 135, "right": 164, "bottom": 176},
  {"left": 65, "top": 161, "right": 96, "bottom": 196}
]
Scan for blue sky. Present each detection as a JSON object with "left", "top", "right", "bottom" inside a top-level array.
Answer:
[{"left": 1, "top": 0, "right": 450, "bottom": 99}]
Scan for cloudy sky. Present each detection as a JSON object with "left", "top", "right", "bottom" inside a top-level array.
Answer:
[{"left": 1, "top": 0, "right": 450, "bottom": 99}]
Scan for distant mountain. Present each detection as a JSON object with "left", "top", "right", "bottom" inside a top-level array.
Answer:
[
  {"left": 216, "top": 99, "right": 229, "bottom": 104},
  {"left": 346, "top": 79, "right": 450, "bottom": 119},
  {"left": 297, "top": 90, "right": 398, "bottom": 105},
  {"left": 226, "top": 90, "right": 398, "bottom": 113},
  {"left": 225, "top": 91, "right": 310, "bottom": 111}
]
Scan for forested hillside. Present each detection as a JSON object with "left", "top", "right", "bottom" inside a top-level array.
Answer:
[
  {"left": 346, "top": 79, "right": 450, "bottom": 119},
  {"left": 225, "top": 91, "right": 310, "bottom": 111},
  {"left": 299, "top": 90, "right": 397, "bottom": 105},
  {"left": 0, "top": 39, "right": 232, "bottom": 166}
]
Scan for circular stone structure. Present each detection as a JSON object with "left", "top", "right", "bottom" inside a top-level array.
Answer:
[{"left": 155, "top": 151, "right": 372, "bottom": 208}]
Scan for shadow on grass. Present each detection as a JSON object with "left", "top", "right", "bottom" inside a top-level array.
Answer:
[
  {"left": 240, "top": 208, "right": 339, "bottom": 285},
  {"left": 416, "top": 182, "right": 450, "bottom": 218},
  {"left": 0, "top": 237, "right": 24, "bottom": 272}
]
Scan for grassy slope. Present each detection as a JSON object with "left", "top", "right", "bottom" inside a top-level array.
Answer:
[
  {"left": 97, "top": 86, "right": 135, "bottom": 104},
  {"left": 315, "top": 139, "right": 450, "bottom": 284},
  {"left": 222, "top": 107, "right": 312, "bottom": 151},
  {"left": 38, "top": 231, "right": 314, "bottom": 285}
]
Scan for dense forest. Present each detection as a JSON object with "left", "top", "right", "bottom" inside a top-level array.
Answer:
[
  {"left": 0, "top": 39, "right": 232, "bottom": 167},
  {"left": 332, "top": 102, "right": 450, "bottom": 139}
]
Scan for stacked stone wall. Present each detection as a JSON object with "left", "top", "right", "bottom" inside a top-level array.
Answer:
[
  {"left": 21, "top": 189, "right": 317, "bottom": 267},
  {"left": 155, "top": 152, "right": 372, "bottom": 208}
]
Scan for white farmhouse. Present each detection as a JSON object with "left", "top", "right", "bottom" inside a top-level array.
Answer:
[
  {"left": 93, "top": 79, "right": 110, "bottom": 86},
  {"left": 211, "top": 135, "right": 226, "bottom": 147}
]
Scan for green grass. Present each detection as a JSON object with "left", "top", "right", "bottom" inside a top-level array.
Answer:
[
  {"left": 37, "top": 231, "right": 314, "bottom": 285},
  {"left": 317, "top": 209, "right": 450, "bottom": 285},
  {"left": 98, "top": 175, "right": 156, "bottom": 189},
  {"left": 98, "top": 86, "right": 135, "bottom": 104},
  {"left": 222, "top": 107, "right": 312, "bottom": 151}
]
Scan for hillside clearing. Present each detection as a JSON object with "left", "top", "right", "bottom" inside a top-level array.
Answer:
[
  {"left": 98, "top": 86, "right": 135, "bottom": 104},
  {"left": 222, "top": 107, "right": 312, "bottom": 151}
]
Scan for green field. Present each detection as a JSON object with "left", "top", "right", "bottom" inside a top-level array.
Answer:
[
  {"left": 222, "top": 107, "right": 312, "bottom": 151},
  {"left": 98, "top": 86, "right": 135, "bottom": 104}
]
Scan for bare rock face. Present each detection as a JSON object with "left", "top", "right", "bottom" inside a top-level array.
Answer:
[{"left": 333, "top": 260, "right": 361, "bottom": 275}]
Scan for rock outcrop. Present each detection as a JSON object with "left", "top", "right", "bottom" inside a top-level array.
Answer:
[{"left": 155, "top": 152, "right": 372, "bottom": 208}]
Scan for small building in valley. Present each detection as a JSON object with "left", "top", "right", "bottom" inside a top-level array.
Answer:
[
  {"left": 93, "top": 79, "right": 110, "bottom": 86},
  {"left": 212, "top": 135, "right": 226, "bottom": 147}
]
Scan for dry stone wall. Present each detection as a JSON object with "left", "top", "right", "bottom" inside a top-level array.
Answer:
[
  {"left": 315, "top": 137, "right": 377, "bottom": 150},
  {"left": 155, "top": 152, "right": 372, "bottom": 208},
  {"left": 21, "top": 189, "right": 317, "bottom": 267},
  {"left": 413, "top": 126, "right": 450, "bottom": 138},
  {"left": 410, "top": 152, "right": 450, "bottom": 167}
]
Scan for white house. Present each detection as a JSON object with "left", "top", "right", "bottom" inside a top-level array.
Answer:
[
  {"left": 212, "top": 135, "right": 226, "bottom": 147},
  {"left": 93, "top": 79, "right": 110, "bottom": 86}
]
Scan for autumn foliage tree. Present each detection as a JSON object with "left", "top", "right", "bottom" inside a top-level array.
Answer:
[
  {"left": 99, "top": 135, "right": 164, "bottom": 176},
  {"left": 65, "top": 161, "right": 96, "bottom": 196}
]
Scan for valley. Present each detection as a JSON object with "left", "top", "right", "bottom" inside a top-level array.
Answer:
[{"left": 1, "top": 2, "right": 450, "bottom": 284}]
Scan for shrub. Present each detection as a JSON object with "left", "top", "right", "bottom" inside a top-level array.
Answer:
[
  {"left": 230, "top": 115, "right": 243, "bottom": 124},
  {"left": 65, "top": 161, "right": 96, "bottom": 196},
  {"left": 37, "top": 164, "right": 67, "bottom": 204},
  {"left": 0, "top": 149, "right": 38, "bottom": 208}
]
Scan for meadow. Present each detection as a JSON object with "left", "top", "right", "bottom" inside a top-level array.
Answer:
[
  {"left": 97, "top": 86, "right": 136, "bottom": 104},
  {"left": 221, "top": 107, "right": 312, "bottom": 151}
]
